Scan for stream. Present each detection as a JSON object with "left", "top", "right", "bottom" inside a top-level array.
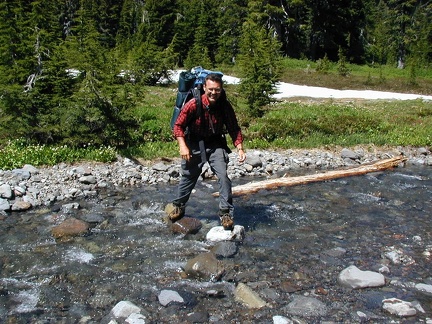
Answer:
[{"left": 1, "top": 164, "right": 431, "bottom": 323}]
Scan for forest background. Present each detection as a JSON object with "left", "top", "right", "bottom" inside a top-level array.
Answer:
[{"left": 0, "top": 0, "right": 431, "bottom": 169}]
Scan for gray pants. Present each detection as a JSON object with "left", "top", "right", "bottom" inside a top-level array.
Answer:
[{"left": 172, "top": 146, "right": 233, "bottom": 215}]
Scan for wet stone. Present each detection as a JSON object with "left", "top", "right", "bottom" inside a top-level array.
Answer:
[
  {"left": 185, "top": 311, "right": 209, "bottom": 323},
  {"left": 0, "top": 198, "right": 10, "bottom": 211},
  {"left": 158, "top": 289, "right": 184, "bottom": 307},
  {"left": 184, "top": 252, "right": 225, "bottom": 281},
  {"left": 382, "top": 298, "right": 417, "bottom": 317},
  {"left": 282, "top": 295, "right": 328, "bottom": 317},
  {"left": 206, "top": 225, "right": 245, "bottom": 242},
  {"left": 11, "top": 200, "right": 32, "bottom": 211},
  {"left": 234, "top": 283, "right": 267, "bottom": 309},
  {"left": 211, "top": 241, "right": 239, "bottom": 258},
  {"left": 338, "top": 265, "right": 385, "bottom": 289},
  {"left": 170, "top": 217, "right": 202, "bottom": 235},
  {"left": 51, "top": 217, "right": 90, "bottom": 239}
]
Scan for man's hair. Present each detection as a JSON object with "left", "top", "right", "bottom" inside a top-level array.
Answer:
[{"left": 205, "top": 73, "right": 223, "bottom": 86}]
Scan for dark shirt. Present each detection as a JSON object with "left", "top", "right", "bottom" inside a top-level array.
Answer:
[{"left": 173, "top": 93, "right": 243, "bottom": 147}]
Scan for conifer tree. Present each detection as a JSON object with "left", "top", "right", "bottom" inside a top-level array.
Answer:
[
  {"left": 215, "top": 0, "right": 248, "bottom": 65},
  {"left": 59, "top": 1, "right": 137, "bottom": 147},
  {"left": 237, "top": 19, "right": 282, "bottom": 117}
]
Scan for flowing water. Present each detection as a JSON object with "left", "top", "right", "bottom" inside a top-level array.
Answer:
[{"left": 1, "top": 165, "right": 431, "bottom": 323}]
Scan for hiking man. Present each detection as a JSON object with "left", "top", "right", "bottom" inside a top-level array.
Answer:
[{"left": 168, "top": 73, "right": 246, "bottom": 230}]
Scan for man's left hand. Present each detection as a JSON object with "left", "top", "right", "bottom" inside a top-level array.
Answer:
[{"left": 238, "top": 149, "right": 246, "bottom": 163}]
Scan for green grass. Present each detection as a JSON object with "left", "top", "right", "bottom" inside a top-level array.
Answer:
[
  {"left": 1, "top": 58, "right": 431, "bottom": 169},
  {"left": 0, "top": 140, "right": 117, "bottom": 170},
  {"left": 245, "top": 99, "right": 432, "bottom": 149},
  {"left": 279, "top": 58, "right": 432, "bottom": 95}
]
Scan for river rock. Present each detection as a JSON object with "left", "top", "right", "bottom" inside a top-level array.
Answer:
[
  {"left": 51, "top": 217, "right": 90, "bottom": 239},
  {"left": 282, "top": 295, "right": 328, "bottom": 317},
  {"left": 273, "top": 315, "right": 293, "bottom": 324},
  {"left": 152, "top": 162, "right": 170, "bottom": 172},
  {"left": 0, "top": 198, "right": 10, "bottom": 211},
  {"left": 185, "top": 311, "right": 209, "bottom": 323},
  {"left": 245, "top": 155, "right": 263, "bottom": 168},
  {"left": 158, "top": 289, "right": 184, "bottom": 307},
  {"left": 206, "top": 225, "right": 245, "bottom": 242},
  {"left": 0, "top": 184, "right": 13, "bottom": 199},
  {"left": 211, "top": 241, "right": 239, "bottom": 258},
  {"left": 382, "top": 298, "right": 416, "bottom": 317},
  {"left": 234, "top": 282, "right": 267, "bottom": 309},
  {"left": 12, "top": 168, "right": 31, "bottom": 180},
  {"left": 124, "top": 312, "right": 146, "bottom": 324},
  {"left": 110, "top": 300, "right": 142, "bottom": 320},
  {"left": 22, "top": 164, "right": 39, "bottom": 174},
  {"left": 170, "top": 217, "right": 202, "bottom": 235},
  {"left": 415, "top": 283, "right": 432, "bottom": 295},
  {"left": 341, "top": 148, "right": 359, "bottom": 160},
  {"left": 11, "top": 200, "right": 32, "bottom": 211},
  {"left": 338, "top": 265, "right": 385, "bottom": 289},
  {"left": 184, "top": 252, "right": 225, "bottom": 281},
  {"left": 384, "top": 247, "right": 415, "bottom": 265},
  {"left": 79, "top": 175, "right": 97, "bottom": 184}
]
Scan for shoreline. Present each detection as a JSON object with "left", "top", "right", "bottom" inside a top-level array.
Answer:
[{"left": 0, "top": 145, "right": 431, "bottom": 213}]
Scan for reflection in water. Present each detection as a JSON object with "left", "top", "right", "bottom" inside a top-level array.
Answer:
[{"left": 0, "top": 165, "right": 431, "bottom": 322}]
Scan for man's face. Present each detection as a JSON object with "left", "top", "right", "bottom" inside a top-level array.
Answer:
[{"left": 203, "top": 79, "right": 223, "bottom": 105}]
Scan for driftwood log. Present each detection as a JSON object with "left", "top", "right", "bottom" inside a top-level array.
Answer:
[{"left": 213, "top": 156, "right": 407, "bottom": 197}]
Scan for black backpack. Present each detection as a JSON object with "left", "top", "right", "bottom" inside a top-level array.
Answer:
[{"left": 170, "top": 66, "right": 224, "bottom": 130}]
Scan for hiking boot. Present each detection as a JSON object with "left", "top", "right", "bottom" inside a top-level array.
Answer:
[
  {"left": 220, "top": 213, "right": 234, "bottom": 231},
  {"left": 167, "top": 204, "right": 185, "bottom": 222}
]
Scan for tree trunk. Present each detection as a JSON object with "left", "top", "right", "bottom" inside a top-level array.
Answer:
[{"left": 213, "top": 156, "right": 407, "bottom": 197}]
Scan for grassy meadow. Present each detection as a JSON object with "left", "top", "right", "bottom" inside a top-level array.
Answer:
[{"left": 1, "top": 58, "right": 431, "bottom": 169}]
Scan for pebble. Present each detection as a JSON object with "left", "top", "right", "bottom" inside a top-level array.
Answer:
[{"left": 0, "top": 146, "right": 429, "bottom": 213}]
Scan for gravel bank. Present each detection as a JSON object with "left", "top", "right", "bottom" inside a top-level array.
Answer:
[{"left": 0, "top": 145, "right": 431, "bottom": 212}]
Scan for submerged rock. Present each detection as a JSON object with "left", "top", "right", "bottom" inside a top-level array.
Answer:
[
  {"left": 234, "top": 282, "right": 267, "bottom": 309},
  {"left": 283, "top": 295, "right": 328, "bottom": 317},
  {"left": 382, "top": 298, "right": 416, "bottom": 317},
  {"left": 158, "top": 289, "right": 184, "bottom": 307},
  {"left": 338, "top": 265, "right": 386, "bottom": 289},
  {"left": 51, "top": 217, "right": 90, "bottom": 239},
  {"left": 184, "top": 252, "right": 225, "bottom": 281}
]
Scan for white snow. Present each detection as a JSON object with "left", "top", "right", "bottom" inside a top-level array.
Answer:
[
  {"left": 274, "top": 82, "right": 432, "bottom": 101},
  {"left": 222, "top": 74, "right": 432, "bottom": 101},
  {"left": 169, "top": 70, "right": 432, "bottom": 101}
]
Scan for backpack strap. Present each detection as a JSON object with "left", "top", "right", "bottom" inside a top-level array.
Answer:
[
  {"left": 191, "top": 88, "right": 202, "bottom": 121},
  {"left": 191, "top": 88, "right": 207, "bottom": 164}
]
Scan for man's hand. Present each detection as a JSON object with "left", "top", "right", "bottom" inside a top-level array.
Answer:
[
  {"left": 238, "top": 148, "right": 246, "bottom": 163},
  {"left": 177, "top": 136, "right": 191, "bottom": 161},
  {"left": 179, "top": 145, "right": 191, "bottom": 161}
]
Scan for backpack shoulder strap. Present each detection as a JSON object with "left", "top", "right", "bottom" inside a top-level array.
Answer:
[{"left": 191, "top": 88, "right": 202, "bottom": 119}]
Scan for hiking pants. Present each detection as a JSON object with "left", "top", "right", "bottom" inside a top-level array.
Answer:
[{"left": 172, "top": 147, "right": 233, "bottom": 215}]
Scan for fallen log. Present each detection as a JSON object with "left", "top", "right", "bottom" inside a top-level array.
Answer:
[{"left": 213, "top": 156, "right": 407, "bottom": 197}]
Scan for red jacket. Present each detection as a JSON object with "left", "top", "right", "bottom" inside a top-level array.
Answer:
[{"left": 173, "top": 93, "right": 243, "bottom": 147}]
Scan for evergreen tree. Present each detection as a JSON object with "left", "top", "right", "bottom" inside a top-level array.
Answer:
[
  {"left": 59, "top": 0, "right": 137, "bottom": 147},
  {"left": 142, "top": 0, "right": 176, "bottom": 48},
  {"left": 0, "top": 0, "right": 65, "bottom": 143},
  {"left": 386, "top": 0, "right": 419, "bottom": 68},
  {"left": 306, "top": 0, "right": 367, "bottom": 63},
  {"left": 215, "top": 0, "right": 248, "bottom": 65},
  {"left": 116, "top": 0, "right": 144, "bottom": 48},
  {"left": 282, "top": 0, "right": 309, "bottom": 59},
  {"left": 237, "top": 19, "right": 282, "bottom": 117},
  {"left": 366, "top": 0, "right": 392, "bottom": 65}
]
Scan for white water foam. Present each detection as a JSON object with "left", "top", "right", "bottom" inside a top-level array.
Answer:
[{"left": 65, "top": 248, "right": 94, "bottom": 263}]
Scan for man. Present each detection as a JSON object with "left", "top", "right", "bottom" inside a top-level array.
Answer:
[{"left": 168, "top": 73, "right": 246, "bottom": 230}]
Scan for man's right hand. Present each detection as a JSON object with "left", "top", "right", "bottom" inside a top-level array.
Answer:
[{"left": 177, "top": 137, "right": 191, "bottom": 161}]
